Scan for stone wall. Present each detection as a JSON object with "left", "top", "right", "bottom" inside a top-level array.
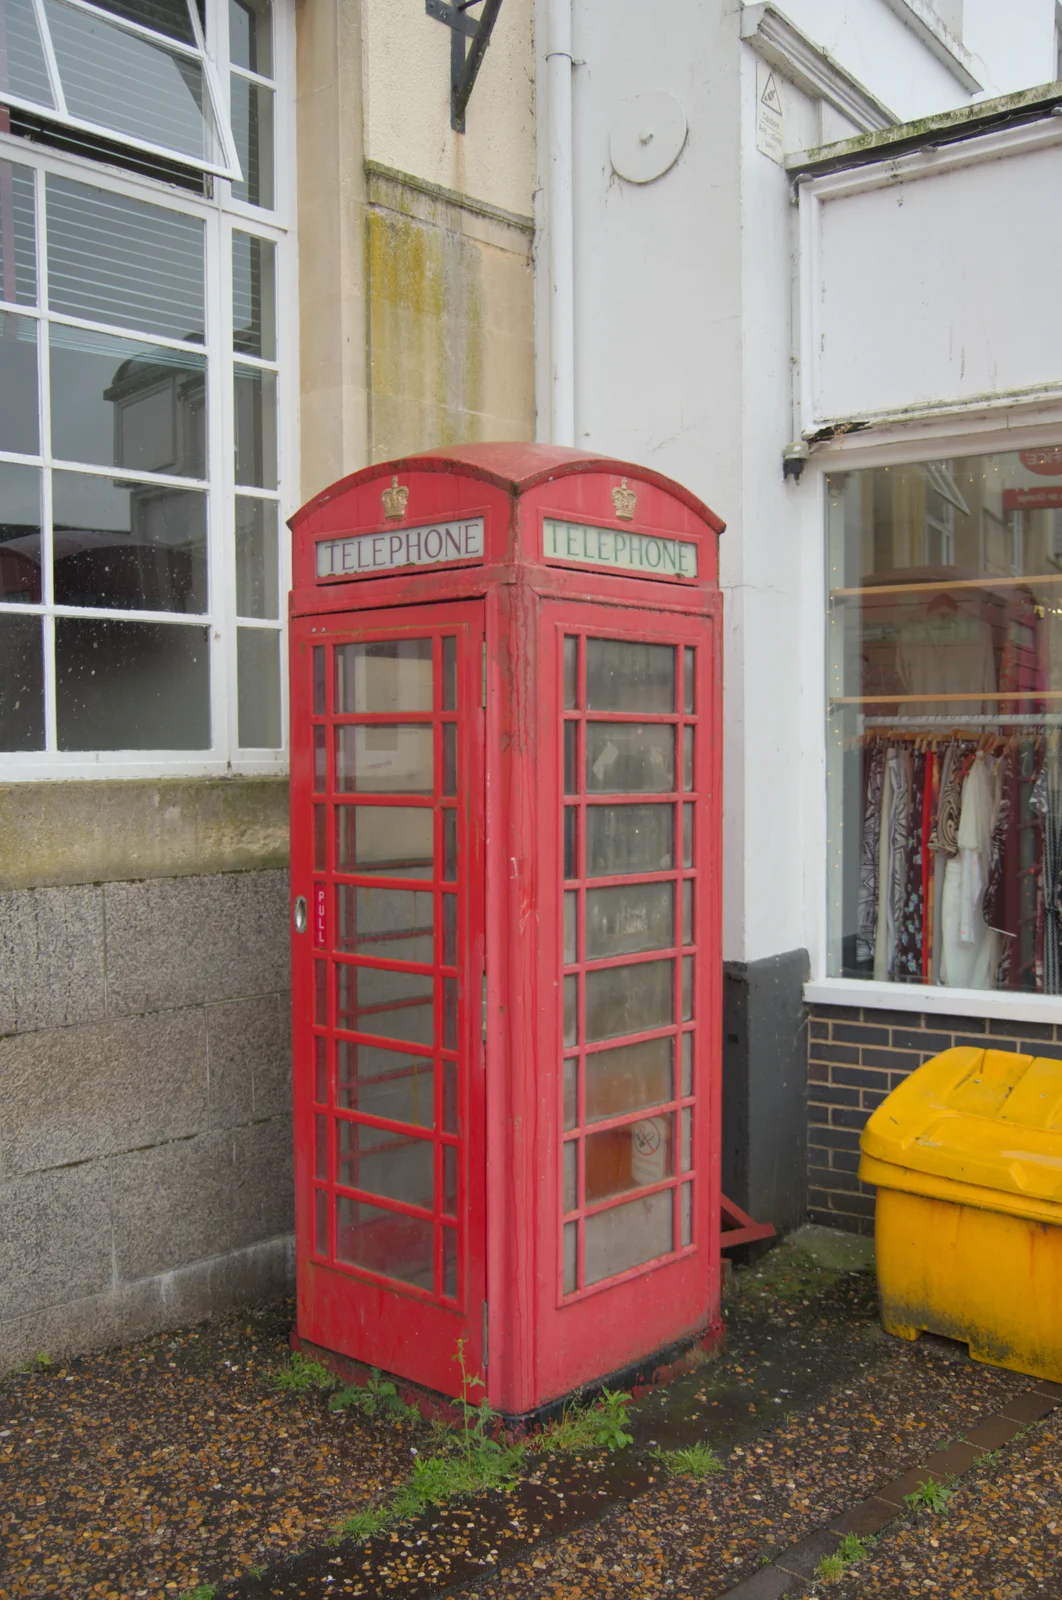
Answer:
[{"left": 0, "top": 780, "right": 293, "bottom": 1372}]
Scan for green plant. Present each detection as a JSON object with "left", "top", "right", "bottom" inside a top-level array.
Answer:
[
  {"left": 814, "top": 1552, "right": 846, "bottom": 1582},
  {"left": 593, "top": 1388, "right": 634, "bottom": 1450},
  {"left": 177, "top": 1587, "right": 217, "bottom": 1600},
  {"left": 329, "top": 1368, "right": 408, "bottom": 1418},
  {"left": 333, "top": 1506, "right": 388, "bottom": 1542},
  {"left": 268, "top": 1352, "right": 336, "bottom": 1393},
  {"left": 904, "top": 1475, "right": 953, "bottom": 1514},
  {"left": 249, "top": 1565, "right": 266, "bottom": 1579},
  {"left": 31, "top": 1352, "right": 52, "bottom": 1372},
  {"left": 650, "top": 1442, "right": 725, "bottom": 1479},
  {"left": 837, "top": 1532, "right": 871, "bottom": 1562}
]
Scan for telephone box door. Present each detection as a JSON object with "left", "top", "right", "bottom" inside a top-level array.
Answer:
[{"left": 290, "top": 603, "right": 486, "bottom": 1394}]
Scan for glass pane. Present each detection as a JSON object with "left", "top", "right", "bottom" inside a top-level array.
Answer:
[
  {"left": 681, "top": 1108, "right": 692, "bottom": 1172},
  {"left": 52, "top": 471, "right": 207, "bottom": 612},
  {"left": 563, "top": 973, "right": 578, "bottom": 1046},
  {"left": 586, "top": 640, "right": 675, "bottom": 712},
  {"left": 563, "top": 1058, "right": 577, "bottom": 1130},
  {"left": 585, "top": 958, "right": 673, "bottom": 1042},
  {"left": 55, "top": 618, "right": 209, "bottom": 749},
  {"left": 312, "top": 646, "right": 325, "bottom": 714},
  {"left": 443, "top": 1226, "right": 457, "bottom": 1297},
  {"left": 443, "top": 1060, "right": 458, "bottom": 1134},
  {"left": 563, "top": 635, "right": 578, "bottom": 709},
  {"left": 95, "top": 0, "right": 196, "bottom": 43},
  {"left": 45, "top": 0, "right": 224, "bottom": 167},
  {"left": 563, "top": 1220, "right": 578, "bottom": 1293},
  {"left": 564, "top": 806, "right": 578, "bottom": 879},
  {"left": 681, "top": 1031, "right": 692, "bottom": 1096},
  {"left": 0, "top": 0, "right": 55, "bottom": 108},
  {"left": 336, "top": 640, "right": 433, "bottom": 714},
  {"left": 564, "top": 720, "right": 577, "bottom": 794},
  {"left": 585, "top": 1036, "right": 673, "bottom": 1124},
  {"left": 335, "top": 724, "right": 433, "bottom": 794},
  {"left": 0, "top": 160, "right": 37, "bottom": 304},
  {"left": 232, "top": 232, "right": 276, "bottom": 359},
  {"left": 0, "top": 611, "right": 44, "bottom": 750},
  {"left": 0, "top": 312, "right": 38, "bottom": 454},
  {"left": 235, "top": 497, "right": 279, "bottom": 618},
  {"left": 563, "top": 890, "right": 577, "bottom": 963},
  {"left": 336, "top": 1040, "right": 433, "bottom": 1128},
  {"left": 682, "top": 881, "right": 693, "bottom": 945},
  {"left": 587, "top": 803, "right": 673, "bottom": 877},
  {"left": 0, "top": 462, "right": 41, "bottom": 603},
  {"left": 336, "top": 1195, "right": 433, "bottom": 1289},
  {"left": 337, "top": 805, "right": 434, "bottom": 878},
  {"left": 684, "top": 648, "right": 695, "bottom": 714},
  {"left": 683, "top": 727, "right": 694, "bottom": 791},
  {"left": 314, "top": 1188, "right": 328, "bottom": 1255},
  {"left": 443, "top": 894, "right": 457, "bottom": 966},
  {"left": 563, "top": 1140, "right": 577, "bottom": 1212},
  {"left": 314, "top": 804, "right": 326, "bottom": 870},
  {"left": 234, "top": 364, "right": 277, "bottom": 488},
  {"left": 586, "top": 724, "right": 675, "bottom": 792},
  {"left": 337, "top": 886, "right": 433, "bottom": 960},
  {"left": 682, "top": 955, "right": 694, "bottom": 1021},
  {"left": 584, "top": 1189, "right": 673, "bottom": 1286},
  {"left": 47, "top": 176, "right": 204, "bottom": 342},
  {"left": 230, "top": 74, "right": 275, "bottom": 208},
  {"left": 314, "top": 961, "right": 327, "bottom": 1025},
  {"left": 442, "top": 723, "right": 457, "bottom": 795},
  {"left": 337, "top": 962, "right": 434, "bottom": 1047},
  {"left": 443, "top": 1144, "right": 457, "bottom": 1216},
  {"left": 50, "top": 324, "right": 206, "bottom": 477},
  {"left": 230, "top": 0, "right": 273, "bottom": 75},
  {"left": 315, "top": 1033, "right": 328, "bottom": 1103},
  {"left": 337, "top": 1120, "right": 434, "bottom": 1209},
  {"left": 683, "top": 803, "right": 694, "bottom": 868},
  {"left": 313, "top": 726, "right": 325, "bottom": 791},
  {"left": 442, "top": 636, "right": 456, "bottom": 710},
  {"left": 586, "top": 882, "right": 674, "bottom": 959},
  {"left": 443, "top": 977, "right": 457, "bottom": 1050},
  {"left": 314, "top": 1114, "right": 327, "bottom": 1180},
  {"left": 237, "top": 627, "right": 281, "bottom": 746},
  {"left": 443, "top": 809, "right": 457, "bottom": 880},
  {"left": 681, "top": 1183, "right": 692, "bottom": 1246},
  {"left": 586, "top": 1114, "right": 673, "bottom": 1202}
]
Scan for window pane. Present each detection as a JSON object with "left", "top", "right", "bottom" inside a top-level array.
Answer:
[
  {"left": 564, "top": 720, "right": 577, "bottom": 794},
  {"left": 336, "top": 1040, "right": 433, "bottom": 1128},
  {"left": 0, "top": 462, "right": 41, "bottom": 603},
  {"left": 232, "top": 231, "right": 276, "bottom": 359},
  {"left": 44, "top": 0, "right": 223, "bottom": 168},
  {"left": 586, "top": 1114, "right": 673, "bottom": 1203},
  {"left": 563, "top": 1219, "right": 577, "bottom": 1293},
  {"left": 234, "top": 364, "right": 277, "bottom": 487},
  {"left": 563, "top": 635, "right": 578, "bottom": 709},
  {"left": 585, "top": 882, "right": 674, "bottom": 959},
  {"left": 443, "top": 809, "right": 457, "bottom": 880},
  {"left": 0, "top": 611, "right": 44, "bottom": 750},
  {"left": 563, "top": 1058, "right": 577, "bottom": 1130},
  {"left": 335, "top": 724, "right": 434, "bottom": 794},
  {"left": 336, "top": 805, "right": 433, "bottom": 878},
  {"left": 563, "top": 890, "right": 577, "bottom": 963},
  {"left": 683, "top": 648, "right": 695, "bottom": 714},
  {"left": 443, "top": 893, "right": 457, "bottom": 965},
  {"left": 585, "top": 1036, "right": 673, "bottom": 1124},
  {"left": 94, "top": 0, "right": 197, "bottom": 43},
  {"left": 336, "top": 640, "right": 433, "bottom": 714},
  {"left": 563, "top": 973, "right": 577, "bottom": 1045},
  {"left": 585, "top": 958, "right": 673, "bottom": 1042},
  {"left": 234, "top": 496, "right": 279, "bottom": 619},
  {"left": 0, "top": 312, "right": 39, "bottom": 455},
  {"left": 682, "top": 880, "right": 693, "bottom": 945},
  {"left": 53, "top": 471, "right": 207, "bottom": 612},
  {"left": 584, "top": 1189, "right": 672, "bottom": 1286},
  {"left": 443, "top": 1225, "right": 457, "bottom": 1296},
  {"left": 586, "top": 723, "right": 675, "bottom": 792},
  {"left": 50, "top": 324, "right": 206, "bottom": 478},
  {"left": 337, "top": 962, "right": 433, "bottom": 1046},
  {"left": 0, "top": 160, "right": 37, "bottom": 305},
  {"left": 442, "top": 723, "right": 457, "bottom": 795},
  {"left": 0, "top": 0, "right": 55, "bottom": 108},
  {"left": 236, "top": 625, "right": 280, "bottom": 746},
  {"left": 683, "top": 726, "right": 694, "bottom": 790},
  {"left": 336, "top": 885, "right": 433, "bottom": 962},
  {"left": 336, "top": 1120, "right": 434, "bottom": 1210},
  {"left": 563, "top": 1139, "right": 576, "bottom": 1211},
  {"left": 55, "top": 617, "right": 209, "bottom": 749},
  {"left": 47, "top": 176, "right": 205, "bottom": 342},
  {"left": 586, "top": 640, "right": 675, "bottom": 712},
  {"left": 230, "top": 0, "right": 273, "bottom": 77},
  {"left": 586, "top": 803, "right": 673, "bottom": 877},
  {"left": 230, "top": 74, "right": 275, "bottom": 208},
  {"left": 335, "top": 1195, "right": 433, "bottom": 1289}
]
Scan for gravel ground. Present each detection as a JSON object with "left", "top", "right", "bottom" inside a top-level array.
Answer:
[{"left": 0, "top": 1247, "right": 1054, "bottom": 1600}]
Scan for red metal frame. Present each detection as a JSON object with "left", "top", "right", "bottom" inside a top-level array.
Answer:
[{"left": 290, "top": 444, "right": 725, "bottom": 1412}]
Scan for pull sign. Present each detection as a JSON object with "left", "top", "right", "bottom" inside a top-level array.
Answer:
[{"left": 314, "top": 884, "right": 327, "bottom": 947}]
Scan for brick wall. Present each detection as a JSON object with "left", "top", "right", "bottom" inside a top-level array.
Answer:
[{"left": 807, "top": 1005, "right": 1062, "bottom": 1234}]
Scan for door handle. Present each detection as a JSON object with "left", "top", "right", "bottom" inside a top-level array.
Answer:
[{"left": 293, "top": 895, "right": 308, "bottom": 933}]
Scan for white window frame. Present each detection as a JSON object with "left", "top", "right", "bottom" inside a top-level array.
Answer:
[
  {"left": 799, "top": 407, "right": 1062, "bottom": 1025},
  {"left": 0, "top": 0, "right": 298, "bottom": 780}
]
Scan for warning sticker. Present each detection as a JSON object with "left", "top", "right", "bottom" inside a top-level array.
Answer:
[{"left": 756, "top": 60, "right": 784, "bottom": 165}]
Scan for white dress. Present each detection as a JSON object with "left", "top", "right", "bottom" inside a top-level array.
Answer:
[{"left": 940, "top": 755, "right": 1001, "bottom": 990}]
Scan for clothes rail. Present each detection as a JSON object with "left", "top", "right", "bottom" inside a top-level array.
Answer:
[{"left": 861, "top": 714, "right": 1062, "bottom": 728}]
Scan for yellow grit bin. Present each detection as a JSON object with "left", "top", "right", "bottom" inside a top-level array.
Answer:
[{"left": 859, "top": 1046, "right": 1062, "bottom": 1384}]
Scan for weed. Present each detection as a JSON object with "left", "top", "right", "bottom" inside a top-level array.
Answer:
[
  {"left": 177, "top": 1588, "right": 216, "bottom": 1600},
  {"left": 814, "top": 1552, "right": 846, "bottom": 1581},
  {"left": 650, "top": 1443, "right": 725, "bottom": 1479},
  {"left": 903, "top": 1475, "right": 953, "bottom": 1513},
  {"left": 836, "top": 1532, "right": 872, "bottom": 1562},
  {"left": 269, "top": 1352, "right": 336, "bottom": 1394},
  {"left": 329, "top": 1368, "right": 408, "bottom": 1418},
  {"left": 593, "top": 1388, "right": 634, "bottom": 1450},
  {"left": 249, "top": 1564, "right": 266, "bottom": 1579},
  {"left": 333, "top": 1506, "right": 388, "bottom": 1542},
  {"left": 536, "top": 1388, "right": 634, "bottom": 1455},
  {"left": 31, "top": 1353, "right": 52, "bottom": 1372}
]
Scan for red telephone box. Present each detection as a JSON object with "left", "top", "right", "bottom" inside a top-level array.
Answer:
[{"left": 288, "top": 444, "right": 725, "bottom": 1415}]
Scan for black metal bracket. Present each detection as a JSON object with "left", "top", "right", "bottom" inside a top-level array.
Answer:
[{"left": 425, "top": 0, "right": 503, "bottom": 133}]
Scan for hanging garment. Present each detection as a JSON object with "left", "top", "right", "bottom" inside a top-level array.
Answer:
[
  {"left": 921, "top": 750, "right": 937, "bottom": 983},
  {"left": 895, "top": 750, "right": 926, "bottom": 981},
  {"left": 985, "top": 746, "right": 1019, "bottom": 986},
  {"left": 1031, "top": 733, "right": 1062, "bottom": 995},
  {"left": 856, "top": 743, "right": 886, "bottom": 967},
  {"left": 887, "top": 748, "right": 910, "bottom": 978},
  {"left": 873, "top": 754, "right": 896, "bottom": 982},
  {"left": 940, "top": 754, "right": 1001, "bottom": 990}
]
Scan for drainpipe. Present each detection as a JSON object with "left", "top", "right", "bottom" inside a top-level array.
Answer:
[{"left": 544, "top": 0, "right": 575, "bottom": 446}]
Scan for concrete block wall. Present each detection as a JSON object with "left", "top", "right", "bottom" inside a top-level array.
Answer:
[{"left": 0, "top": 780, "right": 294, "bottom": 1372}]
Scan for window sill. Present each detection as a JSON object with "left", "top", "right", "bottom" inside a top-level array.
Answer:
[{"left": 805, "top": 976, "right": 1062, "bottom": 1026}]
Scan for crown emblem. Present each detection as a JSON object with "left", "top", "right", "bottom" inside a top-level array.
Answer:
[
  {"left": 611, "top": 478, "right": 637, "bottom": 521},
  {"left": 382, "top": 475, "right": 409, "bottom": 519}
]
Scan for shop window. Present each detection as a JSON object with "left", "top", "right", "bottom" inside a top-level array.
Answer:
[{"left": 827, "top": 446, "right": 1062, "bottom": 995}]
